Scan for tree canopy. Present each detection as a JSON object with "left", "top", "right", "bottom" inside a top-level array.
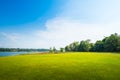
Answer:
[{"left": 65, "top": 33, "right": 120, "bottom": 52}]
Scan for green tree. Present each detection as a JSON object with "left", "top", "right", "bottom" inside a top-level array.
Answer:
[
  {"left": 78, "top": 39, "right": 92, "bottom": 52},
  {"left": 53, "top": 47, "right": 57, "bottom": 53},
  {"left": 64, "top": 33, "right": 120, "bottom": 52},
  {"left": 49, "top": 47, "right": 53, "bottom": 53},
  {"left": 60, "top": 48, "right": 65, "bottom": 52},
  {"left": 65, "top": 46, "right": 71, "bottom": 52},
  {"left": 104, "top": 33, "right": 120, "bottom": 52},
  {"left": 91, "top": 40, "right": 104, "bottom": 52},
  {"left": 65, "top": 41, "right": 79, "bottom": 52}
]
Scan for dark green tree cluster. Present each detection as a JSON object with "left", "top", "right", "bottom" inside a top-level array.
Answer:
[
  {"left": 65, "top": 41, "right": 79, "bottom": 52},
  {"left": 49, "top": 47, "right": 57, "bottom": 53},
  {"left": 60, "top": 48, "right": 65, "bottom": 52},
  {"left": 65, "top": 40, "right": 93, "bottom": 52},
  {"left": 65, "top": 33, "right": 120, "bottom": 52},
  {"left": 0, "top": 48, "right": 49, "bottom": 52}
]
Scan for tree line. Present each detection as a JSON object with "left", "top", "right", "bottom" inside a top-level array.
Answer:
[
  {"left": 0, "top": 48, "right": 49, "bottom": 52},
  {"left": 65, "top": 33, "right": 120, "bottom": 52}
]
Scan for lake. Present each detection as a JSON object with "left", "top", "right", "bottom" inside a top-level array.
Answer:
[{"left": 0, "top": 52, "right": 32, "bottom": 56}]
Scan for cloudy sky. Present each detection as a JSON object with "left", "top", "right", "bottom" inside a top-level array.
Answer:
[{"left": 0, "top": 0, "right": 120, "bottom": 48}]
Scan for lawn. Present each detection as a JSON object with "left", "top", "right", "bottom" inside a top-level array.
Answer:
[{"left": 0, "top": 52, "right": 120, "bottom": 80}]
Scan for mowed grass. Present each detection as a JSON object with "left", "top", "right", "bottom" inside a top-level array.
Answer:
[{"left": 0, "top": 52, "right": 120, "bottom": 80}]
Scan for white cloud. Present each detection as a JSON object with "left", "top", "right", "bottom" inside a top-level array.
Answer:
[
  {"left": 35, "top": 17, "right": 120, "bottom": 49},
  {"left": 0, "top": 18, "right": 120, "bottom": 49},
  {"left": 0, "top": 32, "right": 22, "bottom": 48},
  {"left": 33, "top": 0, "right": 120, "bottom": 49},
  {"left": 1, "top": 32, "right": 20, "bottom": 42},
  {"left": 60, "top": 0, "right": 120, "bottom": 23},
  {"left": 1, "top": 0, "right": 120, "bottom": 49}
]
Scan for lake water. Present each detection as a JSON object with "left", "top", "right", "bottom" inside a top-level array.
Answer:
[{"left": 0, "top": 52, "right": 32, "bottom": 57}]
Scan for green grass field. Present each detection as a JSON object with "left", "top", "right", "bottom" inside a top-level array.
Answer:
[{"left": 0, "top": 52, "right": 120, "bottom": 80}]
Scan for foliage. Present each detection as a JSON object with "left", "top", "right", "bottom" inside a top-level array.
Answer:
[
  {"left": 78, "top": 39, "right": 92, "bottom": 52},
  {"left": 60, "top": 48, "right": 65, "bottom": 52},
  {"left": 65, "top": 33, "right": 120, "bottom": 52},
  {"left": 49, "top": 47, "right": 53, "bottom": 53},
  {"left": 91, "top": 40, "right": 104, "bottom": 52},
  {"left": 104, "top": 33, "right": 120, "bottom": 52},
  {"left": 0, "top": 48, "right": 49, "bottom": 52},
  {"left": 65, "top": 41, "right": 79, "bottom": 52},
  {"left": 49, "top": 47, "right": 58, "bottom": 53}
]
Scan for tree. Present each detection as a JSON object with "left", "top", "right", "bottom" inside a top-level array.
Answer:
[
  {"left": 53, "top": 47, "right": 57, "bottom": 53},
  {"left": 49, "top": 47, "right": 53, "bottom": 53},
  {"left": 65, "top": 46, "right": 71, "bottom": 52},
  {"left": 65, "top": 41, "right": 79, "bottom": 52},
  {"left": 64, "top": 33, "right": 120, "bottom": 52},
  {"left": 91, "top": 40, "right": 104, "bottom": 52},
  {"left": 60, "top": 48, "right": 65, "bottom": 52},
  {"left": 78, "top": 39, "right": 92, "bottom": 52},
  {"left": 104, "top": 33, "right": 120, "bottom": 52}
]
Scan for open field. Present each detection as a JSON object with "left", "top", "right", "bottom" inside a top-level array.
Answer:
[{"left": 0, "top": 52, "right": 120, "bottom": 80}]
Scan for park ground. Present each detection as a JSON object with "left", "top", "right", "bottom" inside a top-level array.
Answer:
[{"left": 0, "top": 52, "right": 120, "bottom": 80}]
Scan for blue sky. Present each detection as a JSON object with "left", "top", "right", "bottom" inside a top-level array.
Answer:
[
  {"left": 0, "top": 0, "right": 120, "bottom": 48},
  {"left": 0, "top": 0, "right": 64, "bottom": 32}
]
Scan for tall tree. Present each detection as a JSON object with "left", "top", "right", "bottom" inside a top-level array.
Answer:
[
  {"left": 91, "top": 40, "right": 104, "bottom": 52},
  {"left": 104, "top": 33, "right": 120, "bottom": 52},
  {"left": 78, "top": 39, "right": 92, "bottom": 52},
  {"left": 60, "top": 48, "right": 65, "bottom": 52},
  {"left": 65, "top": 41, "right": 79, "bottom": 52}
]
